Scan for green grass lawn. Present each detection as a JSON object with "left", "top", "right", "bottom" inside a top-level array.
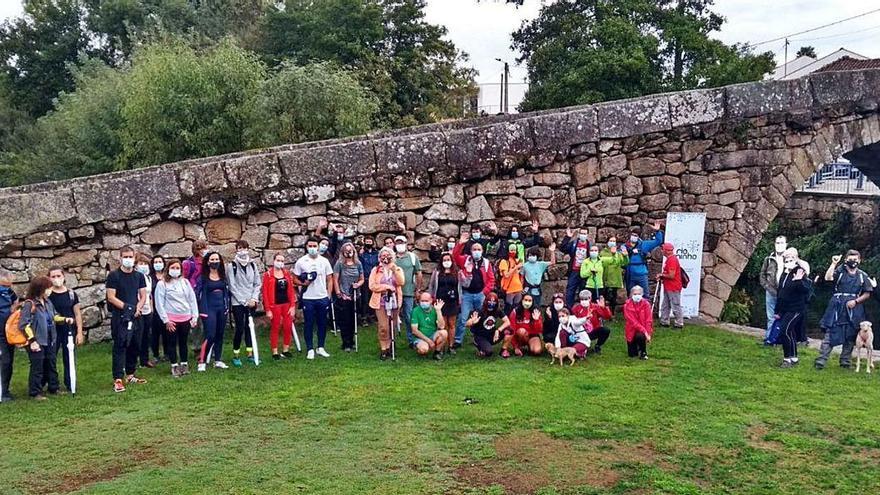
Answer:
[{"left": 2, "top": 321, "right": 879, "bottom": 495}]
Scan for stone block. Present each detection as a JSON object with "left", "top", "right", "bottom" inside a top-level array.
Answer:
[
  {"left": 600, "top": 154, "right": 627, "bottom": 178},
  {"left": 280, "top": 141, "right": 375, "bottom": 187},
  {"left": 597, "top": 95, "right": 671, "bottom": 139},
  {"left": 241, "top": 226, "right": 269, "bottom": 248},
  {"left": 73, "top": 168, "right": 181, "bottom": 224},
  {"left": 68, "top": 226, "right": 96, "bottom": 239},
  {"left": 726, "top": 78, "right": 811, "bottom": 118},
  {"left": 466, "top": 196, "right": 495, "bottom": 223},
  {"left": 249, "top": 210, "right": 279, "bottom": 225},
  {"left": 201, "top": 201, "right": 225, "bottom": 217},
  {"left": 205, "top": 218, "right": 242, "bottom": 244},
  {"left": 304, "top": 184, "right": 335, "bottom": 204},
  {"left": 529, "top": 107, "right": 598, "bottom": 153},
  {"left": 277, "top": 204, "right": 327, "bottom": 219},
  {"left": 159, "top": 241, "right": 194, "bottom": 259},
  {"left": 170, "top": 205, "right": 201, "bottom": 221},
  {"left": 705, "top": 204, "right": 735, "bottom": 220},
  {"left": 127, "top": 214, "right": 161, "bottom": 231},
  {"left": 24, "top": 231, "right": 66, "bottom": 249},
  {"left": 0, "top": 189, "right": 77, "bottom": 238},
  {"left": 495, "top": 196, "right": 531, "bottom": 220},
  {"left": 639, "top": 193, "right": 670, "bottom": 212},
  {"left": 224, "top": 153, "right": 281, "bottom": 192},
  {"left": 442, "top": 185, "right": 466, "bottom": 206},
  {"left": 534, "top": 173, "right": 571, "bottom": 187},
  {"left": 630, "top": 157, "right": 665, "bottom": 177},
  {"left": 261, "top": 188, "right": 304, "bottom": 206},
  {"left": 357, "top": 212, "right": 417, "bottom": 234},
  {"left": 268, "top": 234, "right": 292, "bottom": 250},
  {"left": 572, "top": 158, "right": 600, "bottom": 188},
  {"left": 669, "top": 88, "right": 724, "bottom": 127},
  {"left": 374, "top": 132, "right": 446, "bottom": 177},
  {"left": 424, "top": 203, "right": 467, "bottom": 221},
  {"left": 180, "top": 160, "right": 227, "bottom": 197},
  {"left": 476, "top": 179, "right": 517, "bottom": 196},
  {"left": 140, "top": 221, "right": 184, "bottom": 245},
  {"left": 523, "top": 186, "right": 553, "bottom": 199},
  {"left": 588, "top": 197, "right": 622, "bottom": 216},
  {"left": 681, "top": 140, "right": 713, "bottom": 162}
]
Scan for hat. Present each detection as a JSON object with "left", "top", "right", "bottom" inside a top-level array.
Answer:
[
  {"left": 578, "top": 289, "right": 592, "bottom": 300},
  {"left": 394, "top": 235, "right": 407, "bottom": 243}
]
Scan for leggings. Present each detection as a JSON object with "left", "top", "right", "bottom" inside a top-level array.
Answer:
[
  {"left": 199, "top": 308, "right": 227, "bottom": 363},
  {"left": 231, "top": 305, "right": 254, "bottom": 353},
  {"left": 139, "top": 312, "right": 155, "bottom": 366},
  {"left": 166, "top": 321, "right": 191, "bottom": 364},
  {"left": 336, "top": 298, "right": 356, "bottom": 349},
  {"left": 151, "top": 312, "right": 168, "bottom": 360},
  {"left": 627, "top": 333, "right": 648, "bottom": 357},
  {"left": 267, "top": 303, "right": 293, "bottom": 351},
  {"left": 474, "top": 334, "right": 496, "bottom": 357},
  {"left": 602, "top": 287, "right": 620, "bottom": 313},
  {"left": 778, "top": 312, "right": 803, "bottom": 360},
  {"left": 376, "top": 308, "right": 399, "bottom": 351}
]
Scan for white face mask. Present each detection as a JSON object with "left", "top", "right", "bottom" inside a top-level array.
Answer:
[
  {"left": 447, "top": 242, "right": 455, "bottom": 250},
  {"left": 632, "top": 294, "right": 643, "bottom": 303},
  {"left": 559, "top": 316, "right": 569, "bottom": 325},
  {"left": 153, "top": 262, "right": 165, "bottom": 272},
  {"left": 527, "top": 255, "right": 537, "bottom": 263},
  {"left": 553, "top": 302, "right": 564, "bottom": 311},
  {"left": 579, "top": 298, "right": 590, "bottom": 305},
  {"left": 274, "top": 260, "right": 285, "bottom": 269},
  {"left": 442, "top": 260, "right": 453, "bottom": 269},
  {"left": 578, "top": 234, "right": 588, "bottom": 242},
  {"left": 136, "top": 265, "right": 150, "bottom": 275},
  {"left": 630, "top": 235, "right": 639, "bottom": 243},
  {"left": 121, "top": 258, "right": 135, "bottom": 269},
  {"left": 51, "top": 277, "right": 64, "bottom": 288},
  {"left": 236, "top": 251, "right": 250, "bottom": 263},
  {"left": 784, "top": 260, "right": 796, "bottom": 270},
  {"left": 168, "top": 269, "right": 182, "bottom": 278},
  {"left": 395, "top": 244, "right": 406, "bottom": 254}
]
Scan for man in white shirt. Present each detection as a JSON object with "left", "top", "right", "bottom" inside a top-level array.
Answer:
[{"left": 294, "top": 237, "right": 335, "bottom": 360}]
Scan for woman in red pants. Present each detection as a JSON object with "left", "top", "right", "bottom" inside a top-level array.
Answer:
[
  {"left": 262, "top": 253, "right": 297, "bottom": 360},
  {"left": 501, "top": 294, "right": 543, "bottom": 358}
]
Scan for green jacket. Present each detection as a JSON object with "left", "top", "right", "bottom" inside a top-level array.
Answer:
[
  {"left": 599, "top": 248, "right": 629, "bottom": 289},
  {"left": 579, "top": 258, "right": 604, "bottom": 289}
]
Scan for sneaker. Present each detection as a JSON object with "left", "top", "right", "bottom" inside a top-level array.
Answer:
[
  {"left": 214, "top": 361, "right": 229, "bottom": 369},
  {"left": 32, "top": 394, "right": 48, "bottom": 401},
  {"left": 514, "top": 348, "right": 523, "bottom": 357},
  {"left": 307, "top": 349, "right": 315, "bottom": 360},
  {"left": 380, "top": 351, "right": 389, "bottom": 361},
  {"left": 113, "top": 379, "right": 126, "bottom": 393},
  {"left": 231, "top": 358, "right": 242, "bottom": 368},
  {"left": 501, "top": 349, "right": 511, "bottom": 359},
  {"left": 673, "top": 325, "right": 684, "bottom": 330},
  {"left": 127, "top": 375, "right": 147, "bottom": 384},
  {"left": 144, "top": 359, "right": 157, "bottom": 369},
  {"left": 592, "top": 346, "right": 602, "bottom": 355},
  {"left": 814, "top": 362, "right": 825, "bottom": 370},
  {"left": 780, "top": 360, "right": 794, "bottom": 369},
  {"left": 639, "top": 352, "right": 649, "bottom": 360},
  {"left": 433, "top": 351, "right": 443, "bottom": 361},
  {"left": 1, "top": 394, "right": 13, "bottom": 402},
  {"left": 180, "top": 363, "right": 190, "bottom": 375},
  {"left": 840, "top": 363, "right": 852, "bottom": 369},
  {"left": 282, "top": 351, "right": 293, "bottom": 358},
  {"left": 197, "top": 363, "right": 207, "bottom": 372},
  {"left": 247, "top": 356, "right": 256, "bottom": 364},
  {"left": 171, "top": 364, "right": 180, "bottom": 378},
  {"left": 316, "top": 347, "right": 330, "bottom": 358},
  {"left": 272, "top": 354, "right": 281, "bottom": 361},
  {"left": 344, "top": 347, "right": 353, "bottom": 353}
]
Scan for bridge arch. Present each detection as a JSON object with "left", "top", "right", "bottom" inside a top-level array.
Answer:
[{"left": 1, "top": 68, "right": 879, "bottom": 335}]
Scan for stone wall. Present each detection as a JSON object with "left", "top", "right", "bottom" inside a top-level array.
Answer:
[
  {"left": 779, "top": 192, "right": 880, "bottom": 247},
  {"left": 2, "top": 68, "right": 880, "bottom": 339}
]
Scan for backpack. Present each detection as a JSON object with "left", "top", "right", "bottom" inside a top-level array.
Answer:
[
  {"left": 680, "top": 268, "right": 690, "bottom": 289},
  {"left": 4, "top": 300, "right": 31, "bottom": 347}
]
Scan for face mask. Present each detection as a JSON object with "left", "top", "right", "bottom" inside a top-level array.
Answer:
[
  {"left": 487, "top": 302, "right": 497, "bottom": 311},
  {"left": 784, "top": 260, "right": 796, "bottom": 270},
  {"left": 51, "top": 278, "right": 64, "bottom": 288},
  {"left": 169, "top": 269, "right": 182, "bottom": 278},
  {"left": 121, "top": 258, "right": 135, "bottom": 269},
  {"left": 201, "top": 250, "right": 209, "bottom": 258},
  {"left": 632, "top": 294, "right": 643, "bottom": 303},
  {"left": 307, "top": 247, "right": 318, "bottom": 257},
  {"left": 775, "top": 242, "right": 787, "bottom": 254},
  {"left": 527, "top": 255, "right": 537, "bottom": 263},
  {"left": 590, "top": 251, "right": 599, "bottom": 259},
  {"left": 508, "top": 249, "right": 517, "bottom": 257},
  {"left": 274, "top": 261, "right": 285, "bottom": 269},
  {"left": 446, "top": 242, "right": 455, "bottom": 250},
  {"left": 365, "top": 244, "right": 374, "bottom": 251},
  {"left": 44, "top": 289, "right": 52, "bottom": 298},
  {"left": 553, "top": 302, "right": 564, "bottom": 311},
  {"left": 559, "top": 316, "right": 569, "bottom": 325},
  {"left": 153, "top": 262, "right": 165, "bottom": 272},
  {"left": 395, "top": 244, "right": 406, "bottom": 254},
  {"left": 578, "top": 234, "right": 588, "bottom": 242},
  {"left": 630, "top": 235, "right": 639, "bottom": 243},
  {"left": 472, "top": 251, "right": 482, "bottom": 261},
  {"left": 337, "top": 233, "right": 345, "bottom": 240},
  {"left": 236, "top": 251, "right": 249, "bottom": 263},
  {"left": 209, "top": 262, "right": 220, "bottom": 270},
  {"left": 846, "top": 259, "right": 859, "bottom": 269},
  {"left": 608, "top": 242, "right": 616, "bottom": 248},
  {"left": 472, "top": 232, "right": 481, "bottom": 240},
  {"left": 442, "top": 260, "right": 453, "bottom": 269},
  {"left": 511, "top": 231, "right": 519, "bottom": 240},
  {"left": 319, "top": 244, "right": 328, "bottom": 254},
  {"left": 420, "top": 302, "right": 432, "bottom": 310},
  {"left": 522, "top": 300, "right": 532, "bottom": 309},
  {"left": 136, "top": 265, "right": 150, "bottom": 275},
  {"left": 381, "top": 258, "right": 391, "bottom": 265},
  {"left": 580, "top": 298, "right": 590, "bottom": 305}
]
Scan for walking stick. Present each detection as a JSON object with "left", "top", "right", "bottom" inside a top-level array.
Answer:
[
  {"left": 354, "top": 288, "right": 359, "bottom": 352},
  {"left": 248, "top": 310, "right": 260, "bottom": 366},
  {"left": 330, "top": 297, "right": 339, "bottom": 336},
  {"left": 389, "top": 309, "right": 396, "bottom": 361},
  {"left": 67, "top": 334, "right": 77, "bottom": 395},
  {"left": 651, "top": 280, "right": 662, "bottom": 317}
]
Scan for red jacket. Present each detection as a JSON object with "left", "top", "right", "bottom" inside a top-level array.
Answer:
[
  {"left": 572, "top": 302, "right": 612, "bottom": 330},
  {"left": 261, "top": 269, "right": 297, "bottom": 308},
  {"left": 623, "top": 299, "right": 653, "bottom": 343},
  {"left": 508, "top": 309, "right": 543, "bottom": 336},
  {"left": 661, "top": 255, "right": 683, "bottom": 292},
  {"left": 452, "top": 242, "right": 495, "bottom": 295}
]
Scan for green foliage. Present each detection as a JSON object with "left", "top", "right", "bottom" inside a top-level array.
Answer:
[
  {"left": 720, "top": 288, "right": 753, "bottom": 325},
  {"left": 512, "top": 0, "right": 775, "bottom": 111},
  {"left": 249, "top": 61, "right": 377, "bottom": 147},
  {"left": 120, "top": 40, "right": 265, "bottom": 167},
  {"left": 796, "top": 46, "right": 817, "bottom": 58}
]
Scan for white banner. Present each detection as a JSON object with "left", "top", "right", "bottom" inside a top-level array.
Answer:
[{"left": 661, "top": 212, "right": 706, "bottom": 318}]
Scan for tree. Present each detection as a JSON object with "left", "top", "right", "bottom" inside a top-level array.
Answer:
[
  {"left": 513, "top": 0, "right": 774, "bottom": 111},
  {"left": 796, "top": 46, "right": 817, "bottom": 58},
  {"left": 0, "top": 0, "right": 93, "bottom": 117},
  {"left": 248, "top": 61, "right": 378, "bottom": 146},
  {"left": 119, "top": 40, "right": 266, "bottom": 168}
]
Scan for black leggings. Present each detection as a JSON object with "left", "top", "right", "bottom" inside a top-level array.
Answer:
[
  {"left": 151, "top": 312, "right": 168, "bottom": 360},
  {"left": 627, "top": 333, "right": 648, "bottom": 357},
  {"left": 336, "top": 298, "right": 356, "bottom": 349},
  {"left": 588, "top": 326, "right": 611, "bottom": 349},
  {"left": 165, "top": 321, "right": 192, "bottom": 364},
  {"left": 474, "top": 333, "right": 499, "bottom": 357},
  {"left": 231, "top": 306, "right": 253, "bottom": 352},
  {"left": 778, "top": 312, "right": 803, "bottom": 359},
  {"left": 602, "top": 287, "right": 620, "bottom": 313}
]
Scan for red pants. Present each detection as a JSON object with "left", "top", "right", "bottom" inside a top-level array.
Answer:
[{"left": 268, "top": 303, "right": 293, "bottom": 350}]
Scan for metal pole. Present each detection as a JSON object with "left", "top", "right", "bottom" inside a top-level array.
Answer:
[
  {"left": 503, "top": 62, "right": 510, "bottom": 113},
  {"left": 499, "top": 72, "right": 504, "bottom": 113}
]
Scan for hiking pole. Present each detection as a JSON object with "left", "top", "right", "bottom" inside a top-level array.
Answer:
[
  {"left": 330, "top": 297, "right": 339, "bottom": 336},
  {"left": 67, "top": 333, "right": 77, "bottom": 395},
  {"left": 291, "top": 319, "right": 302, "bottom": 352},
  {"left": 651, "top": 280, "right": 661, "bottom": 316},
  {"left": 354, "top": 289, "right": 360, "bottom": 352},
  {"left": 389, "top": 308, "right": 396, "bottom": 361},
  {"left": 248, "top": 309, "right": 260, "bottom": 366}
]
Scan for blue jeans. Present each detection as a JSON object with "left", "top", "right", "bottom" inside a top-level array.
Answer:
[
  {"left": 456, "top": 291, "right": 486, "bottom": 345},
  {"left": 303, "top": 298, "right": 330, "bottom": 351},
  {"left": 565, "top": 271, "right": 583, "bottom": 308},
  {"left": 400, "top": 295, "right": 415, "bottom": 345},
  {"left": 199, "top": 307, "right": 227, "bottom": 362},
  {"left": 764, "top": 292, "right": 777, "bottom": 341},
  {"left": 626, "top": 271, "right": 650, "bottom": 301}
]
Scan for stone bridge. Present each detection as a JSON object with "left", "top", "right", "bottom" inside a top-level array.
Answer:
[{"left": 2, "top": 68, "right": 880, "bottom": 338}]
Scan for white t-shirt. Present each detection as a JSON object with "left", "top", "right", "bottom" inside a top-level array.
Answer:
[{"left": 294, "top": 254, "right": 334, "bottom": 300}]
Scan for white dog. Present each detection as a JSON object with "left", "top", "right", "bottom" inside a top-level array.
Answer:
[{"left": 854, "top": 321, "right": 874, "bottom": 374}]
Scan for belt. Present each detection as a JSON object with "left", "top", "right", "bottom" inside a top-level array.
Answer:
[{"left": 833, "top": 293, "right": 858, "bottom": 298}]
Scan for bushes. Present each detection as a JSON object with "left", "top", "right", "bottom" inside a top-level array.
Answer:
[{"left": 720, "top": 288, "right": 753, "bottom": 326}]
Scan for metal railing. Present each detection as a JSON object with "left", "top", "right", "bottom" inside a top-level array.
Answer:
[{"left": 800, "top": 162, "right": 880, "bottom": 196}]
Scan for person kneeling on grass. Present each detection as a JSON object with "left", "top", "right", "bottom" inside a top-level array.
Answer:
[
  {"left": 623, "top": 286, "right": 653, "bottom": 360},
  {"left": 502, "top": 294, "right": 543, "bottom": 358},
  {"left": 465, "top": 292, "right": 510, "bottom": 358},
  {"left": 571, "top": 289, "right": 612, "bottom": 355},
  {"left": 554, "top": 307, "right": 591, "bottom": 359},
  {"left": 410, "top": 292, "right": 448, "bottom": 360}
]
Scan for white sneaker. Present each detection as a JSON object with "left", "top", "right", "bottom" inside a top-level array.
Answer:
[
  {"left": 213, "top": 361, "right": 229, "bottom": 369},
  {"left": 316, "top": 347, "right": 330, "bottom": 358},
  {"left": 197, "top": 363, "right": 207, "bottom": 372},
  {"left": 307, "top": 349, "right": 315, "bottom": 360}
]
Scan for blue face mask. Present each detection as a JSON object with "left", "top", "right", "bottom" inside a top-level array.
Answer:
[
  {"left": 472, "top": 232, "right": 481, "bottom": 240},
  {"left": 307, "top": 247, "right": 318, "bottom": 257},
  {"left": 510, "top": 231, "right": 519, "bottom": 240},
  {"left": 607, "top": 242, "right": 616, "bottom": 248},
  {"left": 420, "top": 302, "right": 432, "bottom": 310},
  {"left": 319, "top": 244, "right": 328, "bottom": 254},
  {"left": 527, "top": 255, "right": 537, "bottom": 263},
  {"left": 472, "top": 251, "right": 482, "bottom": 261},
  {"left": 447, "top": 242, "right": 455, "bottom": 250}
]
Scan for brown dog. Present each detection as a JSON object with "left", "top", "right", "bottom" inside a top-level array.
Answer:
[
  {"left": 855, "top": 321, "right": 874, "bottom": 374},
  {"left": 545, "top": 343, "right": 577, "bottom": 367}
]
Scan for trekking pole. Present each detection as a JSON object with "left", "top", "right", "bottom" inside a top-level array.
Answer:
[
  {"left": 248, "top": 309, "right": 260, "bottom": 366},
  {"left": 330, "top": 297, "right": 339, "bottom": 336},
  {"left": 389, "top": 309, "right": 396, "bottom": 361},
  {"left": 291, "top": 319, "right": 302, "bottom": 352},
  {"left": 651, "top": 280, "right": 661, "bottom": 316},
  {"left": 67, "top": 333, "right": 77, "bottom": 395},
  {"left": 354, "top": 289, "right": 360, "bottom": 352}
]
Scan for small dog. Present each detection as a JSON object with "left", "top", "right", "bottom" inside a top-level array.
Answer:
[
  {"left": 545, "top": 343, "right": 577, "bottom": 367},
  {"left": 854, "top": 321, "right": 874, "bottom": 374}
]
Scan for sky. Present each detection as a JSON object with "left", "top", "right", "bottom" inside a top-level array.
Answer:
[{"left": 2, "top": 0, "right": 880, "bottom": 112}]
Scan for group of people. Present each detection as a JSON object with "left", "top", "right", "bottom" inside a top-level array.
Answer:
[{"left": 0, "top": 217, "right": 686, "bottom": 399}]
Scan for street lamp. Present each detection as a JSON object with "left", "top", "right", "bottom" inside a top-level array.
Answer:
[{"left": 495, "top": 57, "right": 510, "bottom": 113}]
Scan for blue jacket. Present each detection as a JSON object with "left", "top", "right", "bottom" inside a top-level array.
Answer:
[
  {"left": 624, "top": 231, "right": 664, "bottom": 277},
  {"left": 360, "top": 248, "right": 379, "bottom": 281},
  {"left": 195, "top": 277, "right": 231, "bottom": 314}
]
